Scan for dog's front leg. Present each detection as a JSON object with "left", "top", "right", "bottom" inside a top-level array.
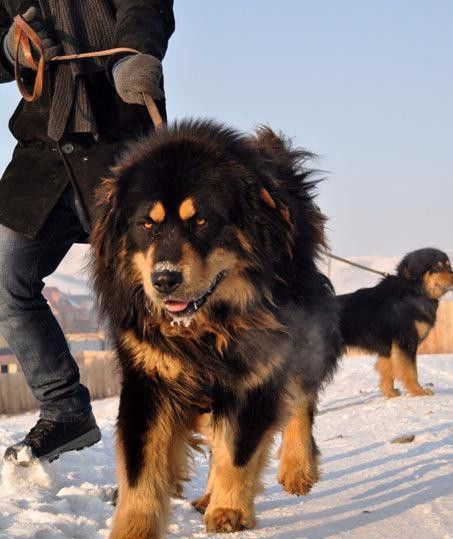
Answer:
[
  {"left": 278, "top": 390, "right": 320, "bottom": 495},
  {"left": 110, "top": 380, "right": 188, "bottom": 539},
  {"left": 204, "top": 392, "right": 279, "bottom": 533}
]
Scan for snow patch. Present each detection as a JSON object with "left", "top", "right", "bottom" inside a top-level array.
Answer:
[
  {"left": 0, "top": 356, "right": 452, "bottom": 538},
  {"left": 1, "top": 456, "right": 54, "bottom": 492}
]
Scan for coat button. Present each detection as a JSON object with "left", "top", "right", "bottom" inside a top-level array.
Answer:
[{"left": 61, "top": 143, "right": 75, "bottom": 154}]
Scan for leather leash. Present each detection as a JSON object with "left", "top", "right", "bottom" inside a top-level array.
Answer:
[
  {"left": 324, "top": 252, "right": 390, "bottom": 278},
  {"left": 12, "top": 17, "right": 391, "bottom": 278},
  {"left": 13, "top": 14, "right": 164, "bottom": 129}
]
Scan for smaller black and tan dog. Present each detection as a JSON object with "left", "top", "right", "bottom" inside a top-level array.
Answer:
[{"left": 337, "top": 248, "right": 453, "bottom": 398}]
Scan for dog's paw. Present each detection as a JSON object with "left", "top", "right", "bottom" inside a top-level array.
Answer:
[
  {"left": 409, "top": 387, "right": 434, "bottom": 397},
  {"left": 191, "top": 492, "right": 211, "bottom": 514},
  {"left": 382, "top": 388, "right": 401, "bottom": 398},
  {"left": 204, "top": 508, "right": 254, "bottom": 533},
  {"left": 278, "top": 466, "right": 318, "bottom": 496}
]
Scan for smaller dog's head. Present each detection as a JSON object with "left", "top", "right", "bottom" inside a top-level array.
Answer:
[{"left": 396, "top": 248, "right": 453, "bottom": 299}]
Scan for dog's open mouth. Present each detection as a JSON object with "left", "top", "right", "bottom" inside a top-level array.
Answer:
[{"left": 163, "top": 271, "right": 226, "bottom": 321}]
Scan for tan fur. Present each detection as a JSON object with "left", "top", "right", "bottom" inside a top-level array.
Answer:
[
  {"left": 111, "top": 415, "right": 189, "bottom": 539},
  {"left": 415, "top": 320, "right": 432, "bottom": 341},
  {"left": 375, "top": 356, "right": 400, "bottom": 398},
  {"left": 278, "top": 387, "right": 319, "bottom": 495},
  {"left": 192, "top": 415, "right": 216, "bottom": 514},
  {"left": 120, "top": 330, "right": 182, "bottom": 379},
  {"left": 423, "top": 270, "right": 453, "bottom": 299},
  {"left": 149, "top": 201, "right": 166, "bottom": 223},
  {"left": 179, "top": 197, "right": 196, "bottom": 221},
  {"left": 203, "top": 419, "right": 275, "bottom": 533},
  {"left": 260, "top": 188, "right": 277, "bottom": 209},
  {"left": 235, "top": 229, "right": 254, "bottom": 255},
  {"left": 280, "top": 205, "right": 291, "bottom": 223},
  {"left": 390, "top": 343, "right": 433, "bottom": 396},
  {"left": 132, "top": 248, "right": 156, "bottom": 300}
]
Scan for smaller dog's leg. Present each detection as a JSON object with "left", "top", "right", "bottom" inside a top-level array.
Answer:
[
  {"left": 391, "top": 344, "right": 433, "bottom": 396},
  {"left": 278, "top": 393, "right": 319, "bottom": 496},
  {"left": 204, "top": 419, "right": 274, "bottom": 533},
  {"left": 375, "top": 356, "right": 401, "bottom": 398}
]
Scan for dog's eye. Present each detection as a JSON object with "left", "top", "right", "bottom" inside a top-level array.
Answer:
[
  {"left": 196, "top": 217, "right": 207, "bottom": 227},
  {"left": 142, "top": 221, "right": 154, "bottom": 231}
]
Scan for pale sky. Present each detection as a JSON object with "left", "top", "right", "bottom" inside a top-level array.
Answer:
[{"left": 1, "top": 0, "right": 452, "bottom": 257}]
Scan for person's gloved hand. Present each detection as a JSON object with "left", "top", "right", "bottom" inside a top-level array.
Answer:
[
  {"left": 113, "top": 53, "right": 164, "bottom": 105},
  {"left": 3, "top": 7, "right": 61, "bottom": 66}
]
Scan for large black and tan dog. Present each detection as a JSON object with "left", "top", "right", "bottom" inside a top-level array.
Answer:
[
  {"left": 91, "top": 121, "right": 341, "bottom": 538},
  {"left": 337, "top": 248, "right": 453, "bottom": 398}
]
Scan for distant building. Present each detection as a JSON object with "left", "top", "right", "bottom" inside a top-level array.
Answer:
[{"left": 43, "top": 286, "right": 100, "bottom": 333}]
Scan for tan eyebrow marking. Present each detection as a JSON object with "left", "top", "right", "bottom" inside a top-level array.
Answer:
[
  {"left": 149, "top": 201, "right": 166, "bottom": 223},
  {"left": 179, "top": 197, "right": 196, "bottom": 221}
]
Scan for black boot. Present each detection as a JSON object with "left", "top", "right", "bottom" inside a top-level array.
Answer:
[{"left": 3, "top": 411, "right": 101, "bottom": 464}]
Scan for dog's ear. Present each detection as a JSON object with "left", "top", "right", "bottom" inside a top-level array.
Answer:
[
  {"left": 397, "top": 262, "right": 414, "bottom": 281},
  {"left": 90, "top": 177, "right": 119, "bottom": 268}
]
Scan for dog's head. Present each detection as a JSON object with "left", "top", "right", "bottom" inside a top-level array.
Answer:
[
  {"left": 396, "top": 248, "right": 453, "bottom": 299},
  {"left": 91, "top": 121, "right": 323, "bottom": 329}
]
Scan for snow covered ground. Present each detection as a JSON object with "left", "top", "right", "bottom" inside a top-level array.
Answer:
[{"left": 0, "top": 354, "right": 452, "bottom": 539}]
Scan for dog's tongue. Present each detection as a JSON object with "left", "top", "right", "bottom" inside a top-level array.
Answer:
[{"left": 165, "top": 300, "right": 189, "bottom": 313}]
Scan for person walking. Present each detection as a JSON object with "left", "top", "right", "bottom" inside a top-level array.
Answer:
[{"left": 0, "top": 0, "right": 175, "bottom": 463}]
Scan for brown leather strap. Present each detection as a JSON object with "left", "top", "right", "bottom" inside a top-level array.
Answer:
[
  {"left": 14, "top": 15, "right": 44, "bottom": 101},
  {"left": 12, "top": 15, "right": 164, "bottom": 129},
  {"left": 142, "top": 93, "right": 164, "bottom": 129}
]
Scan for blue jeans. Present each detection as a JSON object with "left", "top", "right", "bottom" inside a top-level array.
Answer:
[{"left": 0, "top": 187, "right": 91, "bottom": 422}]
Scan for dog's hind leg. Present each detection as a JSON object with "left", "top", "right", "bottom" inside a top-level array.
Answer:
[
  {"left": 110, "top": 384, "right": 190, "bottom": 539},
  {"left": 375, "top": 356, "right": 401, "bottom": 398},
  {"left": 390, "top": 343, "right": 433, "bottom": 397},
  {"left": 192, "top": 453, "right": 215, "bottom": 514},
  {"left": 278, "top": 390, "right": 319, "bottom": 496},
  {"left": 192, "top": 413, "right": 214, "bottom": 514},
  {"left": 203, "top": 417, "right": 275, "bottom": 533}
]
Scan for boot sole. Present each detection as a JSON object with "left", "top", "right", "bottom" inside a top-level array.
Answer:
[{"left": 45, "top": 426, "right": 102, "bottom": 463}]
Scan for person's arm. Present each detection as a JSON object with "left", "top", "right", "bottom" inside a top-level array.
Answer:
[
  {"left": 111, "top": 1, "right": 175, "bottom": 105},
  {"left": 0, "top": 5, "right": 14, "bottom": 83},
  {"left": 114, "top": 0, "right": 175, "bottom": 60}
]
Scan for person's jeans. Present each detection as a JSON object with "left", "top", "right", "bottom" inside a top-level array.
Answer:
[{"left": 0, "top": 187, "right": 91, "bottom": 422}]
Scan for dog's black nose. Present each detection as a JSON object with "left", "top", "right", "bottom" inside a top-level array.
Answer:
[{"left": 151, "top": 270, "right": 183, "bottom": 294}]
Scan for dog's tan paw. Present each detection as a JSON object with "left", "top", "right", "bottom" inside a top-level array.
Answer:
[
  {"left": 409, "top": 387, "right": 434, "bottom": 397},
  {"left": 204, "top": 508, "right": 254, "bottom": 533},
  {"left": 278, "top": 466, "right": 318, "bottom": 496},
  {"left": 191, "top": 493, "right": 211, "bottom": 514},
  {"left": 382, "top": 388, "right": 401, "bottom": 398}
]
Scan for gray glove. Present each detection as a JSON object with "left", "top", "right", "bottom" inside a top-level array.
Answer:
[
  {"left": 113, "top": 53, "right": 164, "bottom": 105},
  {"left": 3, "top": 7, "right": 61, "bottom": 66}
]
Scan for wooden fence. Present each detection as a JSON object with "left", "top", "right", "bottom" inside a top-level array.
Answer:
[
  {"left": 418, "top": 301, "right": 453, "bottom": 354},
  {"left": 0, "top": 351, "right": 121, "bottom": 416}
]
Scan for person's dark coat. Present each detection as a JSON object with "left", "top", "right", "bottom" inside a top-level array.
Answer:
[{"left": 0, "top": 0, "right": 175, "bottom": 238}]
